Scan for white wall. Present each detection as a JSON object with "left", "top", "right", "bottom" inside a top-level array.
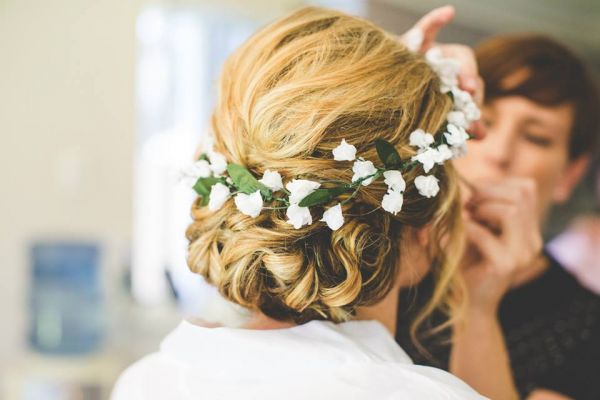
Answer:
[{"left": 0, "top": 0, "right": 146, "bottom": 359}]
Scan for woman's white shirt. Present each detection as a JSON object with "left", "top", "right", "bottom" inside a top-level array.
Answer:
[{"left": 111, "top": 319, "right": 486, "bottom": 399}]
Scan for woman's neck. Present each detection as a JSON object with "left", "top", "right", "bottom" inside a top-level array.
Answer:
[
  {"left": 355, "top": 284, "right": 401, "bottom": 336},
  {"left": 239, "top": 284, "right": 401, "bottom": 334},
  {"left": 241, "top": 312, "right": 296, "bottom": 330}
]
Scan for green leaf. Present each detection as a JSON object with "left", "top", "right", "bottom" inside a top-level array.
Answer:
[
  {"left": 197, "top": 153, "right": 209, "bottom": 161},
  {"left": 298, "top": 186, "right": 348, "bottom": 207},
  {"left": 375, "top": 139, "right": 402, "bottom": 168},
  {"left": 225, "top": 164, "right": 272, "bottom": 199},
  {"left": 227, "top": 164, "right": 261, "bottom": 194},
  {"left": 193, "top": 176, "right": 221, "bottom": 205},
  {"left": 258, "top": 182, "right": 272, "bottom": 201}
]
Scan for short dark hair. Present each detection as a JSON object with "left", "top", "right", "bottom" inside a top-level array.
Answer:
[{"left": 475, "top": 34, "right": 600, "bottom": 159}]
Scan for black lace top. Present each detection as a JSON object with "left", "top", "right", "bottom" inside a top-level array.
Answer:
[{"left": 395, "top": 251, "right": 600, "bottom": 400}]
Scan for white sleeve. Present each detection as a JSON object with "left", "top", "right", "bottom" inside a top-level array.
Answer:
[{"left": 110, "top": 353, "right": 165, "bottom": 400}]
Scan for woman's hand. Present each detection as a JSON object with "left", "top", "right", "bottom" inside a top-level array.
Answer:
[
  {"left": 461, "top": 177, "right": 544, "bottom": 313},
  {"left": 400, "top": 6, "right": 486, "bottom": 139},
  {"left": 449, "top": 178, "right": 541, "bottom": 400}
]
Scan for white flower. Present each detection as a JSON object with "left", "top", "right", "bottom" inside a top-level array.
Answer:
[
  {"left": 415, "top": 175, "right": 440, "bottom": 198},
  {"left": 434, "top": 144, "right": 453, "bottom": 164},
  {"left": 409, "top": 129, "right": 434, "bottom": 149},
  {"left": 234, "top": 190, "right": 263, "bottom": 218},
  {"left": 462, "top": 100, "right": 481, "bottom": 123},
  {"left": 286, "top": 204, "right": 313, "bottom": 229},
  {"left": 286, "top": 179, "right": 321, "bottom": 205},
  {"left": 193, "top": 159, "right": 212, "bottom": 178},
  {"left": 320, "top": 203, "right": 344, "bottom": 230},
  {"left": 208, "top": 182, "right": 231, "bottom": 211},
  {"left": 352, "top": 159, "right": 377, "bottom": 186},
  {"left": 444, "top": 123, "right": 470, "bottom": 147},
  {"left": 447, "top": 111, "right": 468, "bottom": 129},
  {"left": 451, "top": 143, "right": 468, "bottom": 158},
  {"left": 207, "top": 150, "right": 228, "bottom": 176},
  {"left": 451, "top": 87, "right": 474, "bottom": 110},
  {"left": 332, "top": 139, "right": 357, "bottom": 161},
  {"left": 449, "top": 88, "right": 480, "bottom": 124},
  {"left": 259, "top": 170, "right": 284, "bottom": 192},
  {"left": 180, "top": 159, "right": 212, "bottom": 186},
  {"left": 383, "top": 170, "right": 406, "bottom": 192},
  {"left": 381, "top": 189, "right": 404, "bottom": 215},
  {"left": 411, "top": 147, "right": 438, "bottom": 173},
  {"left": 425, "top": 47, "right": 460, "bottom": 93},
  {"left": 403, "top": 28, "right": 424, "bottom": 52}
]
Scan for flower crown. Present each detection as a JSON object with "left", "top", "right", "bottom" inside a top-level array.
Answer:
[{"left": 180, "top": 48, "right": 480, "bottom": 231}]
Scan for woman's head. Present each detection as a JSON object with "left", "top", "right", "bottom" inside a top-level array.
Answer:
[
  {"left": 186, "top": 7, "right": 463, "bottom": 323},
  {"left": 454, "top": 34, "right": 600, "bottom": 221}
]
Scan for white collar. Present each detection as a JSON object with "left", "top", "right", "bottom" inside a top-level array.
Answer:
[{"left": 159, "top": 319, "right": 413, "bottom": 379}]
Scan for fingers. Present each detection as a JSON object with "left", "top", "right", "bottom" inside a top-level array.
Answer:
[
  {"left": 465, "top": 220, "right": 504, "bottom": 265},
  {"left": 466, "top": 178, "right": 539, "bottom": 235},
  {"left": 468, "top": 201, "right": 516, "bottom": 234},
  {"left": 469, "top": 177, "right": 537, "bottom": 207},
  {"left": 411, "top": 5, "right": 455, "bottom": 51},
  {"left": 464, "top": 177, "right": 543, "bottom": 268}
]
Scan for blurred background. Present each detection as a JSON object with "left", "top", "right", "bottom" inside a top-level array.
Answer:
[{"left": 0, "top": 0, "right": 598, "bottom": 398}]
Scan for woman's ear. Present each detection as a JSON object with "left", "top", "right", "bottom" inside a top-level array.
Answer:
[
  {"left": 416, "top": 224, "right": 432, "bottom": 247},
  {"left": 552, "top": 155, "right": 590, "bottom": 203}
]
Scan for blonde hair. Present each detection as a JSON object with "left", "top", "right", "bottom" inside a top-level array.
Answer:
[{"left": 186, "top": 6, "right": 465, "bottom": 327}]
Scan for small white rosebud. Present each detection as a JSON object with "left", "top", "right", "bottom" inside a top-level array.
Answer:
[
  {"left": 320, "top": 203, "right": 344, "bottom": 231},
  {"left": 381, "top": 189, "right": 404, "bottom": 215},
  {"left": 414, "top": 175, "right": 440, "bottom": 198},
  {"left": 208, "top": 182, "right": 231, "bottom": 211},
  {"left": 193, "top": 159, "right": 212, "bottom": 178},
  {"left": 409, "top": 129, "right": 434, "bottom": 149},
  {"left": 234, "top": 190, "right": 263, "bottom": 218},
  {"left": 332, "top": 139, "right": 357, "bottom": 161},
  {"left": 463, "top": 101, "right": 481, "bottom": 123},
  {"left": 259, "top": 170, "right": 284, "bottom": 192},
  {"left": 451, "top": 143, "right": 468, "bottom": 158},
  {"left": 411, "top": 147, "right": 438, "bottom": 173},
  {"left": 351, "top": 159, "right": 377, "bottom": 186},
  {"left": 207, "top": 151, "right": 228, "bottom": 176},
  {"left": 286, "top": 179, "right": 321, "bottom": 205},
  {"left": 447, "top": 111, "right": 468, "bottom": 129},
  {"left": 434, "top": 144, "right": 453, "bottom": 164},
  {"left": 451, "top": 87, "right": 473, "bottom": 110},
  {"left": 403, "top": 28, "right": 424, "bottom": 52},
  {"left": 444, "top": 123, "right": 469, "bottom": 147},
  {"left": 286, "top": 204, "right": 313, "bottom": 229},
  {"left": 425, "top": 48, "right": 460, "bottom": 93},
  {"left": 383, "top": 170, "right": 406, "bottom": 192}
]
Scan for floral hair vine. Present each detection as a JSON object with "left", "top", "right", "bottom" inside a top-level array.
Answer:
[{"left": 180, "top": 48, "right": 480, "bottom": 231}]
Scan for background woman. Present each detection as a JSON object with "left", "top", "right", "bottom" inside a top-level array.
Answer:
[{"left": 396, "top": 34, "right": 600, "bottom": 400}]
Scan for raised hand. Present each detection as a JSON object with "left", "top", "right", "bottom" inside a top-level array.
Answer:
[
  {"left": 462, "top": 177, "right": 544, "bottom": 313},
  {"left": 400, "top": 6, "right": 486, "bottom": 139}
]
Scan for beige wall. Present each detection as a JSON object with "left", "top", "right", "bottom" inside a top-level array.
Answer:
[{"left": 0, "top": 0, "right": 146, "bottom": 358}]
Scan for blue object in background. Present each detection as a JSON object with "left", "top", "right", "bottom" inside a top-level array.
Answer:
[{"left": 29, "top": 242, "right": 105, "bottom": 355}]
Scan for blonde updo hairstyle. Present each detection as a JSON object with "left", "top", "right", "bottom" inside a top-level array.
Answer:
[{"left": 186, "top": 7, "right": 464, "bottom": 326}]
